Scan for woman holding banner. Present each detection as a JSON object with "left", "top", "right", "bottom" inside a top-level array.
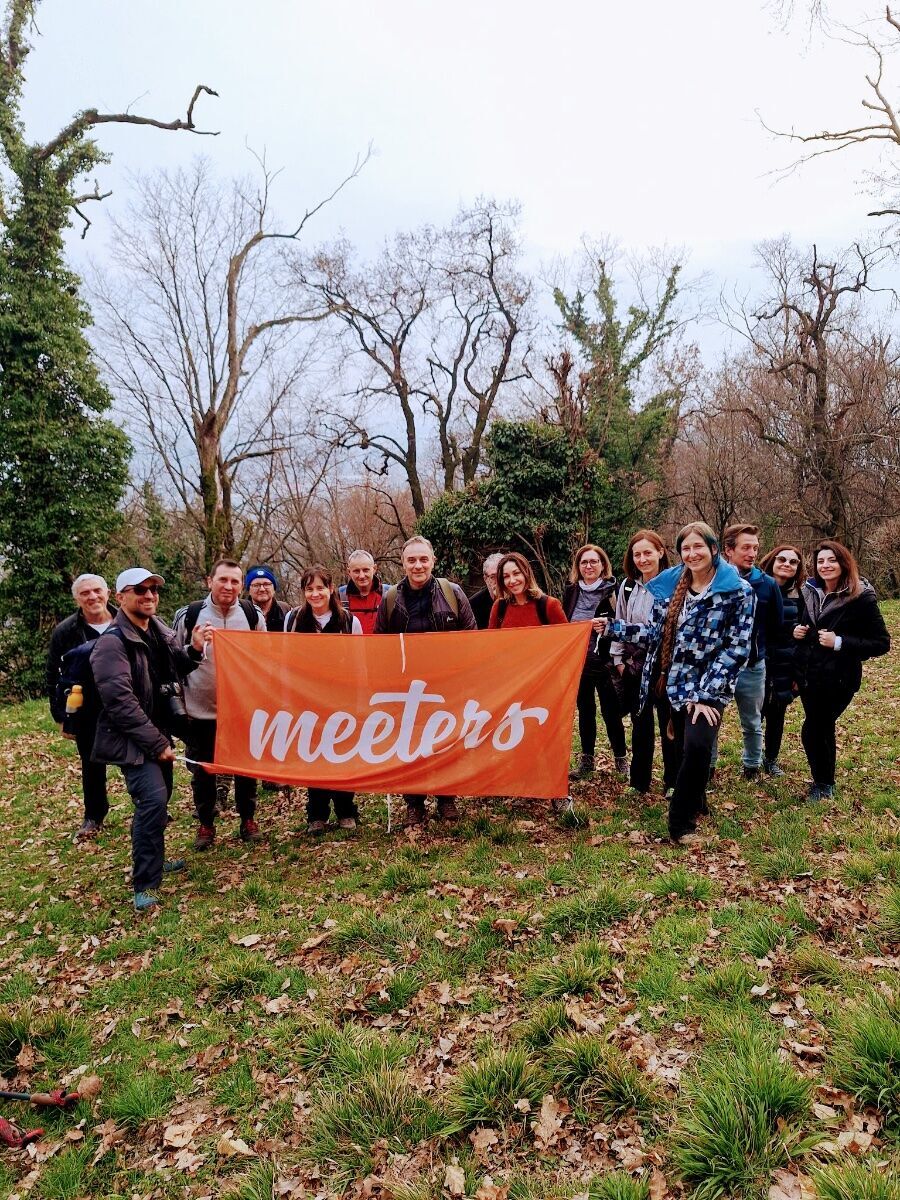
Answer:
[
  {"left": 489, "top": 553, "right": 567, "bottom": 628},
  {"left": 285, "top": 565, "right": 362, "bottom": 835},
  {"left": 610, "top": 530, "right": 676, "bottom": 796},
  {"left": 563, "top": 544, "right": 627, "bottom": 780},
  {"left": 599, "top": 523, "right": 755, "bottom": 843}
]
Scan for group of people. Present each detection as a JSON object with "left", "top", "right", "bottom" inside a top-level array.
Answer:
[{"left": 46, "top": 525, "right": 890, "bottom": 909}]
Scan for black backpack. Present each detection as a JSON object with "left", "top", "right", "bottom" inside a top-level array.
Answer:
[
  {"left": 494, "top": 594, "right": 551, "bottom": 626},
  {"left": 56, "top": 628, "right": 127, "bottom": 727}
]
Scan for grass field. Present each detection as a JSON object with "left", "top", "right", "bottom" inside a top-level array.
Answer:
[{"left": 1, "top": 603, "right": 898, "bottom": 1200}]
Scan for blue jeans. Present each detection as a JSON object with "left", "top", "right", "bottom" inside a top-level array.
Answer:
[
  {"left": 710, "top": 660, "right": 767, "bottom": 769},
  {"left": 122, "top": 760, "right": 173, "bottom": 893}
]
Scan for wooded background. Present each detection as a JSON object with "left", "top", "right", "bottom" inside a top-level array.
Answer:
[{"left": 1, "top": 0, "right": 899, "bottom": 694}]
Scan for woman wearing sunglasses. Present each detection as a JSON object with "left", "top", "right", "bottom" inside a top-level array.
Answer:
[
  {"left": 757, "top": 544, "right": 808, "bottom": 777},
  {"left": 793, "top": 540, "right": 890, "bottom": 801}
]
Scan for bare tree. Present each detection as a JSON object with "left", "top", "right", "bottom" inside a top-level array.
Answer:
[
  {"left": 93, "top": 157, "right": 361, "bottom": 572},
  {"left": 764, "top": 6, "right": 900, "bottom": 221},
  {"left": 297, "top": 200, "right": 532, "bottom": 521},
  {"left": 717, "top": 238, "right": 899, "bottom": 550}
]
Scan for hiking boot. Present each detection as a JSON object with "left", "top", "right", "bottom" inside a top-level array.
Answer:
[
  {"left": 742, "top": 765, "right": 761, "bottom": 781},
  {"left": 436, "top": 797, "right": 460, "bottom": 823},
  {"left": 307, "top": 820, "right": 326, "bottom": 836},
  {"left": 805, "top": 783, "right": 823, "bottom": 803},
  {"left": 817, "top": 783, "right": 835, "bottom": 800},
  {"left": 614, "top": 755, "right": 629, "bottom": 778},
  {"left": 239, "top": 818, "right": 262, "bottom": 843},
  {"left": 764, "top": 759, "right": 785, "bottom": 777},
  {"left": 569, "top": 754, "right": 595, "bottom": 780},
  {"left": 404, "top": 801, "right": 427, "bottom": 827},
  {"left": 74, "top": 819, "right": 102, "bottom": 841},
  {"left": 194, "top": 824, "right": 216, "bottom": 851},
  {"left": 133, "top": 890, "right": 160, "bottom": 912},
  {"left": 163, "top": 858, "right": 186, "bottom": 874},
  {"left": 337, "top": 817, "right": 358, "bottom": 832}
]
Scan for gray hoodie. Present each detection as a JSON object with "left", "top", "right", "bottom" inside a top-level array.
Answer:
[{"left": 174, "top": 596, "right": 264, "bottom": 720}]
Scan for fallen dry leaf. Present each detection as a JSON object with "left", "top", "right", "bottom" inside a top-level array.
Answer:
[
  {"left": 533, "top": 1093, "right": 564, "bottom": 1149},
  {"left": 469, "top": 1125, "right": 500, "bottom": 1161},
  {"left": 216, "top": 1134, "right": 255, "bottom": 1158},
  {"left": 264, "top": 993, "right": 291, "bottom": 1014},
  {"left": 649, "top": 1166, "right": 669, "bottom": 1199},
  {"left": 76, "top": 1073, "right": 102, "bottom": 1100},
  {"left": 231, "top": 933, "right": 261, "bottom": 948},
  {"left": 444, "top": 1160, "right": 466, "bottom": 1196}
]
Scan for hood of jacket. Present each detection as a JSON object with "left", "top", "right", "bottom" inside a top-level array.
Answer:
[{"left": 648, "top": 558, "right": 744, "bottom": 602}]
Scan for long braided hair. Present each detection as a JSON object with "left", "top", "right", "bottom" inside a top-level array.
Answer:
[{"left": 655, "top": 522, "right": 719, "bottom": 697}]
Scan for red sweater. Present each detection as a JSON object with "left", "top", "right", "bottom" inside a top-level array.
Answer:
[{"left": 488, "top": 595, "right": 567, "bottom": 628}]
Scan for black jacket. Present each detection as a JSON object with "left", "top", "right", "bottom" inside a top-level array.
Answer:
[
  {"left": 468, "top": 587, "right": 495, "bottom": 630},
  {"left": 91, "top": 611, "right": 200, "bottom": 766},
  {"left": 47, "top": 608, "right": 116, "bottom": 723},
  {"left": 765, "top": 582, "right": 808, "bottom": 705},
  {"left": 796, "top": 581, "right": 890, "bottom": 695},
  {"left": 562, "top": 580, "right": 617, "bottom": 670},
  {"left": 373, "top": 577, "right": 477, "bottom": 634}
]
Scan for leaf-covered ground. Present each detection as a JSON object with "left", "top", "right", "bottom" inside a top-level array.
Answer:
[{"left": 1, "top": 603, "right": 898, "bottom": 1200}]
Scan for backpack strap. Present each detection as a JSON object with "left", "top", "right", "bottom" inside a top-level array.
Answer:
[
  {"left": 496, "top": 598, "right": 508, "bottom": 625},
  {"left": 536, "top": 594, "right": 549, "bottom": 625},
  {"left": 382, "top": 585, "right": 398, "bottom": 625},
  {"left": 284, "top": 607, "right": 300, "bottom": 633},
  {"left": 181, "top": 601, "right": 205, "bottom": 641},
  {"left": 437, "top": 578, "right": 459, "bottom": 616},
  {"left": 239, "top": 598, "right": 260, "bottom": 629}
]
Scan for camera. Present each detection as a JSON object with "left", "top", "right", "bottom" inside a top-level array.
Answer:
[{"left": 159, "top": 681, "right": 187, "bottom": 724}]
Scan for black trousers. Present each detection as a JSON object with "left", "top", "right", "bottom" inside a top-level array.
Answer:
[
  {"left": 668, "top": 704, "right": 724, "bottom": 839},
  {"left": 799, "top": 684, "right": 856, "bottom": 786},
  {"left": 577, "top": 667, "right": 627, "bottom": 760},
  {"left": 307, "top": 788, "right": 357, "bottom": 822},
  {"left": 762, "top": 694, "right": 791, "bottom": 763},
  {"left": 75, "top": 716, "right": 108, "bottom": 824},
  {"left": 185, "top": 718, "right": 257, "bottom": 825},
  {"left": 621, "top": 670, "right": 679, "bottom": 793}
]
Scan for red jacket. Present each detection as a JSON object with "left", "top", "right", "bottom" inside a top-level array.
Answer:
[{"left": 339, "top": 578, "right": 384, "bottom": 635}]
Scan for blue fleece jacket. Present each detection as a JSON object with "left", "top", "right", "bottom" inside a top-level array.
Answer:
[{"left": 608, "top": 559, "right": 756, "bottom": 710}]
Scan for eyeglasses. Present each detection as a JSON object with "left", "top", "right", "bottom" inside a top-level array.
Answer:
[
  {"left": 580, "top": 557, "right": 602, "bottom": 566},
  {"left": 127, "top": 584, "right": 162, "bottom": 595},
  {"left": 774, "top": 555, "right": 800, "bottom": 566}
]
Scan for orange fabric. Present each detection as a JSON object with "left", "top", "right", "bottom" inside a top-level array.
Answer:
[{"left": 208, "top": 624, "right": 591, "bottom": 798}]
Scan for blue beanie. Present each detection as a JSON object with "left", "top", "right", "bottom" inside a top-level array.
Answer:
[{"left": 247, "top": 565, "right": 277, "bottom": 589}]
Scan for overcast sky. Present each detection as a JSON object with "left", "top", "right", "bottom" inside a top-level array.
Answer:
[{"left": 20, "top": 1, "right": 898, "bottom": 321}]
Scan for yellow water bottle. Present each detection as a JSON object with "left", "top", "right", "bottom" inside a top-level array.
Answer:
[{"left": 65, "top": 685, "right": 84, "bottom": 716}]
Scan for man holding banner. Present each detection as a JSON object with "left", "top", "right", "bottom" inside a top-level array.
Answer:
[{"left": 373, "top": 536, "right": 477, "bottom": 825}]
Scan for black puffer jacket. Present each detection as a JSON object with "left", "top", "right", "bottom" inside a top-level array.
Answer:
[
  {"left": 91, "top": 611, "right": 200, "bottom": 766},
  {"left": 765, "top": 582, "right": 808, "bottom": 705},
  {"left": 795, "top": 580, "right": 890, "bottom": 694}
]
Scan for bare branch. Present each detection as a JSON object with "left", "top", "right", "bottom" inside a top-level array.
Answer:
[{"left": 36, "top": 84, "right": 220, "bottom": 161}]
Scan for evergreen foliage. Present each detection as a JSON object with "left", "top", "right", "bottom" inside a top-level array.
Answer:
[
  {"left": 0, "top": 3, "right": 132, "bottom": 695},
  {"left": 419, "top": 260, "right": 681, "bottom": 592}
]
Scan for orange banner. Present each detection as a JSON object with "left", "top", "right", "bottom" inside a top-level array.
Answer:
[{"left": 208, "top": 624, "right": 591, "bottom": 798}]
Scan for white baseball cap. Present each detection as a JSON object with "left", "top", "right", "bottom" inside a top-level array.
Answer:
[{"left": 115, "top": 567, "right": 165, "bottom": 592}]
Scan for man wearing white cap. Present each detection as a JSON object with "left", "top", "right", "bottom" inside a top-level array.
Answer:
[{"left": 91, "top": 568, "right": 212, "bottom": 911}]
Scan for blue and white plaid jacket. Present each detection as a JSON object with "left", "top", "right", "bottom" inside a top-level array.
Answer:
[{"left": 608, "top": 560, "right": 756, "bottom": 710}]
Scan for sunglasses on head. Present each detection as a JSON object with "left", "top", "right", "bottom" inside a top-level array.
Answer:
[{"left": 128, "top": 583, "right": 162, "bottom": 595}]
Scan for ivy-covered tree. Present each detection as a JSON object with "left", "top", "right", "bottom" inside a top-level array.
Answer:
[
  {"left": 550, "top": 256, "right": 683, "bottom": 529},
  {"left": 419, "top": 419, "right": 613, "bottom": 595},
  {"left": 420, "top": 258, "right": 686, "bottom": 592},
  {"left": 0, "top": 0, "right": 215, "bottom": 695}
]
